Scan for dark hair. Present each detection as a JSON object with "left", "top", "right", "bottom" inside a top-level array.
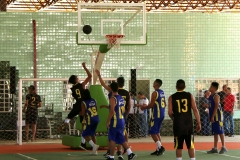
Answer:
[
  {"left": 176, "top": 79, "right": 185, "bottom": 90},
  {"left": 204, "top": 90, "right": 208, "bottom": 94},
  {"left": 222, "top": 84, "right": 227, "bottom": 89},
  {"left": 84, "top": 89, "right": 91, "bottom": 99},
  {"left": 117, "top": 77, "right": 125, "bottom": 88},
  {"left": 68, "top": 75, "right": 77, "bottom": 84},
  {"left": 28, "top": 85, "right": 35, "bottom": 90},
  {"left": 211, "top": 82, "right": 219, "bottom": 90},
  {"left": 110, "top": 82, "right": 119, "bottom": 92},
  {"left": 227, "top": 87, "right": 231, "bottom": 91},
  {"left": 138, "top": 92, "right": 144, "bottom": 95},
  {"left": 155, "top": 79, "right": 162, "bottom": 87}
]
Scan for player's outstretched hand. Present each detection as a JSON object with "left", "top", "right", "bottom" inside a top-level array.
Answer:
[
  {"left": 82, "top": 62, "right": 86, "bottom": 68},
  {"left": 95, "top": 69, "right": 100, "bottom": 76},
  {"left": 196, "top": 123, "right": 201, "bottom": 132}
]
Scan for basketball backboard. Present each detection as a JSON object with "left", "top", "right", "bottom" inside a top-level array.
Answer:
[{"left": 77, "top": 3, "right": 146, "bottom": 45}]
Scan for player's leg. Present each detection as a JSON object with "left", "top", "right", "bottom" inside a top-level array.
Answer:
[
  {"left": 219, "top": 133, "right": 227, "bottom": 154},
  {"left": 82, "top": 123, "right": 99, "bottom": 155},
  {"left": 118, "top": 129, "right": 136, "bottom": 160},
  {"left": 185, "top": 135, "right": 195, "bottom": 160},
  {"left": 174, "top": 136, "right": 184, "bottom": 160},
  {"left": 150, "top": 119, "right": 164, "bottom": 155},
  {"left": 107, "top": 128, "right": 117, "bottom": 160},
  {"left": 103, "top": 141, "right": 110, "bottom": 158},
  {"left": 32, "top": 124, "right": 37, "bottom": 141},
  {"left": 25, "top": 124, "right": 29, "bottom": 142},
  {"left": 80, "top": 116, "right": 86, "bottom": 148}
]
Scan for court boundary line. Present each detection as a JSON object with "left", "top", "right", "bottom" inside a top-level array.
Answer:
[
  {"left": 196, "top": 150, "right": 240, "bottom": 159},
  {"left": 17, "top": 153, "right": 38, "bottom": 160}
]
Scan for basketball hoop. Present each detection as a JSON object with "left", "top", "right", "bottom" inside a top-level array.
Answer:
[{"left": 106, "top": 34, "right": 125, "bottom": 49}]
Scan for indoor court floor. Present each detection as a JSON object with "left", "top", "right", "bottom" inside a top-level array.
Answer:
[{"left": 1, "top": 136, "right": 240, "bottom": 160}]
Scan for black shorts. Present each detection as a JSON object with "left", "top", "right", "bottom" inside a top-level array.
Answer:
[
  {"left": 67, "top": 101, "right": 81, "bottom": 119},
  {"left": 174, "top": 134, "right": 194, "bottom": 149},
  {"left": 26, "top": 108, "right": 38, "bottom": 124}
]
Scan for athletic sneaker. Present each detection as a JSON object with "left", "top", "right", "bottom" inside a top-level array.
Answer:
[
  {"left": 207, "top": 148, "right": 218, "bottom": 154},
  {"left": 150, "top": 146, "right": 165, "bottom": 156},
  {"left": 128, "top": 153, "right": 137, "bottom": 160},
  {"left": 117, "top": 151, "right": 124, "bottom": 160},
  {"left": 92, "top": 144, "right": 99, "bottom": 155},
  {"left": 219, "top": 147, "right": 228, "bottom": 154},
  {"left": 104, "top": 151, "right": 110, "bottom": 158}
]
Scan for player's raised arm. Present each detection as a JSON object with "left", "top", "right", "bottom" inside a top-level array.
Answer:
[
  {"left": 190, "top": 94, "right": 201, "bottom": 132},
  {"left": 82, "top": 62, "right": 92, "bottom": 87},
  {"left": 106, "top": 97, "right": 115, "bottom": 128},
  {"left": 141, "top": 91, "right": 157, "bottom": 110},
  {"left": 211, "top": 94, "right": 220, "bottom": 122},
  {"left": 168, "top": 96, "right": 173, "bottom": 119},
  {"left": 95, "top": 69, "right": 111, "bottom": 92}
]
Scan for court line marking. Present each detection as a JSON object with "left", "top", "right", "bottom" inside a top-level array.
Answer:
[
  {"left": 17, "top": 153, "right": 38, "bottom": 160},
  {"left": 196, "top": 150, "right": 240, "bottom": 159}
]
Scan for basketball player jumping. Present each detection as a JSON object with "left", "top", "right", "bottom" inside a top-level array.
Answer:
[
  {"left": 63, "top": 62, "right": 92, "bottom": 148},
  {"left": 168, "top": 79, "right": 201, "bottom": 160}
]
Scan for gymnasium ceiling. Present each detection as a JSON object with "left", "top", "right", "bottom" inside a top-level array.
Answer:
[{"left": 5, "top": 0, "right": 240, "bottom": 12}]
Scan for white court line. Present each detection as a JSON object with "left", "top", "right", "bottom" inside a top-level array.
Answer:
[
  {"left": 17, "top": 153, "right": 38, "bottom": 160},
  {"left": 196, "top": 150, "right": 240, "bottom": 159}
]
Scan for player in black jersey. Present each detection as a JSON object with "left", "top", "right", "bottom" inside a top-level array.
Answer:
[
  {"left": 96, "top": 70, "right": 131, "bottom": 160},
  {"left": 63, "top": 62, "right": 92, "bottom": 147},
  {"left": 23, "top": 85, "right": 42, "bottom": 142},
  {"left": 168, "top": 79, "right": 201, "bottom": 160}
]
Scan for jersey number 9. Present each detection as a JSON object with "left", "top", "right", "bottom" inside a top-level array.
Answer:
[{"left": 75, "top": 89, "right": 81, "bottom": 99}]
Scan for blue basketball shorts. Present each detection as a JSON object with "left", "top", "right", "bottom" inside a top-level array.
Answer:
[
  {"left": 108, "top": 127, "right": 125, "bottom": 144},
  {"left": 212, "top": 121, "right": 224, "bottom": 135},
  {"left": 149, "top": 117, "right": 164, "bottom": 134},
  {"left": 82, "top": 122, "right": 98, "bottom": 137}
]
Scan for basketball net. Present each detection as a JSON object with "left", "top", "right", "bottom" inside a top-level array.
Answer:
[{"left": 106, "top": 34, "right": 125, "bottom": 49}]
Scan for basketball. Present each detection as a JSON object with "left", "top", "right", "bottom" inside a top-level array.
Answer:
[{"left": 82, "top": 25, "right": 92, "bottom": 34}]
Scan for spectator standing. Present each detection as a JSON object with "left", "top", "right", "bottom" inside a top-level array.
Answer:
[
  {"left": 199, "top": 90, "right": 211, "bottom": 135},
  {"left": 218, "top": 85, "right": 228, "bottom": 109},
  {"left": 136, "top": 92, "right": 149, "bottom": 137},
  {"left": 223, "top": 87, "right": 235, "bottom": 137},
  {"left": 127, "top": 92, "right": 138, "bottom": 138}
]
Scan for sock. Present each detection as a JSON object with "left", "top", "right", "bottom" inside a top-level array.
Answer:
[
  {"left": 126, "top": 148, "right": 133, "bottom": 155},
  {"left": 176, "top": 158, "right": 182, "bottom": 160},
  {"left": 81, "top": 136, "right": 85, "bottom": 144},
  {"left": 213, "top": 147, "right": 217, "bottom": 150},
  {"left": 156, "top": 141, "right": 162, "bottom": 150},
  {"left": 109, "top": 156, "right": 114, "bottom": 158},
  {"left": 190, "top": 158, "right": 196, "bottom": 160},
  {"left": 89, "top": 140, "right": 95, "bottom": 148}
]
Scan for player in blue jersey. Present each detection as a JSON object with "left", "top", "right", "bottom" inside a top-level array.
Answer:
[
  {"left": 207, "top": 82, "right": 228, "bottom": 154},
  {"left": 106, "top": 82, "right": 136, "bottom": 160},
  {"left": 96, "top": 70, "right": 130, "bottom": 160},
  {"left": 141, "top": 79, "right": 166, "bottom": 156},
  {"left": 80, "top": 89, "right": 100, "bottom": 155}
]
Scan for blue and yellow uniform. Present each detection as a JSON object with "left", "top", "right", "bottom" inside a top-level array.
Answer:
[
  {"left": 108, "top": 95, "right": 125, "bottom": 144},
  {"left": 82, "top": 98, "right": 100, "bottom": 137},
  {"left": 208, "top": 93, "right": 224, "bottom": 134},
  {"left": 149, "top": 89, "right": 166, "bottom": 134}
]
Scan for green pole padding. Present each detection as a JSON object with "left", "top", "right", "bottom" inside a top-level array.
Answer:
[
  {"left": 89, "top": 85, "right": 109, "bottom": 132},
  {"left": 99, "top": 44, "right": 110, "bottom": 53}
]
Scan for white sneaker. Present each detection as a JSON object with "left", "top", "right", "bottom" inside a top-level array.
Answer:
[
  {"left": 91, "top": 151, "right": 98, "bottom": 155},
  {"left": 92, "top": 145, "right": 99, "bottom": 155},
  {"left": 64, "top": 118, "right": 70, "bottom": 123}
]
